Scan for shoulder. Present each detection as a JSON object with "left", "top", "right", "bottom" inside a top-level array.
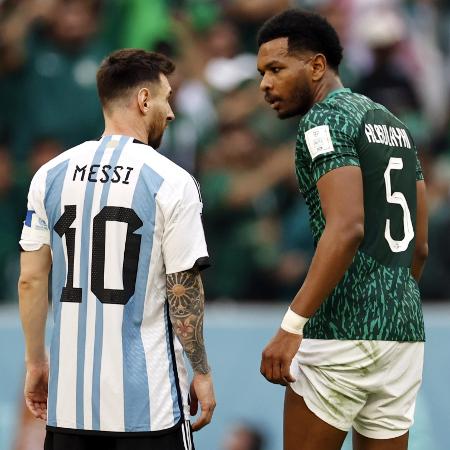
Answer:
[
  {"left": 137, "top": 145, "right": 200, "bottom": 201},
  {"left": 302, "top": 93, "right": 371, "bottom": 132},
  {"left": 31, "top": 141, "right": 94, "bottom": 188},
  {"left": 297, "top": 93, "right": 380, "bottom": 153}
]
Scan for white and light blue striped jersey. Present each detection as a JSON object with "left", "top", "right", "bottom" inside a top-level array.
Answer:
[{"left": 20, "top": 135, "right": 210, "bottom": 433}]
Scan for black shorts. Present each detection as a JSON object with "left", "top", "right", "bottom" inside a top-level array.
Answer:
[{"left": 44, "top": 421, "right": 195, "bottom": 450}]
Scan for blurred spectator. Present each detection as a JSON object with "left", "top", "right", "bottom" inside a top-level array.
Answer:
[
  {"left": 200, "top": 124, "right": 294, "bottom": 299},
  {"left": 356, "top": 11, "right": 420, "bottom": 117},
  {"left": 158, "top": 66, "right": 212, "bottom": 174},
  {"left": 275, "top": 183, "right": 314, "bottom": 299},
  {"left": 27, "top": 137, "right": 63, "bottom": 174},
  {"left": 204, "top": 21, "right": 258, "bottom": 93},
  {"left": 0, "top": 147, "right": 21, "bottom": 302},
  {"left": 223, "top": 0, "right": 290, "bottom": 51},
  {"left": 222, "top": 422, "right": 266, "bottom": 450},
  {"left": 15, "top": 136, "right": 64, "bottom": 197},
  {"left": 0, "top": 0, "right": 109, "bottom": 161},
  {"left": 0, "top": 0, "right": 449, "bottom": 303},
  {"left": 420, "top": 154, "right": 450, "bottom": 299}
]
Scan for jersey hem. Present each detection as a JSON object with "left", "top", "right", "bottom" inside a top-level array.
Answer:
[
  {"left": 302, "top": 335, "right": 425, "bottom": 342},
  {"left": 46, "top": 418, "right": 184, "bottom": 437}
]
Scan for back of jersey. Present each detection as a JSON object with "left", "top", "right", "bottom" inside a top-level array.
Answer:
[
  {"left": 358, "top": 111, "right": 418, "bottom": 267},
  {"left": 296, "top": 89, "right": 425, "bottom": 342},
  {"left": 20, "top": 135, "right": 209, "bottom": 433}
]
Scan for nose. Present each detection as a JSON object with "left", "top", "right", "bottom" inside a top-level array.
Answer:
[
  {"left": 167, "top": 106, "right": 175, "bottom": 122},
  {"left": 259, "top": 74, "right": 272, "bottom": 93}
]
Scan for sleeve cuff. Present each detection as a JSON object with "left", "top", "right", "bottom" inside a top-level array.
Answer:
[
  {"left": 195, "top": 256, "right": 211, "bottom": 272},
  {"left": 19, "top": 240, "right": 47, "bottom": 252},
  {"left": 165, "top": 255, "right": 211, "bottom": 275},
  {"left": 313, "top": 157, "right": 360, "bottom": 183}
]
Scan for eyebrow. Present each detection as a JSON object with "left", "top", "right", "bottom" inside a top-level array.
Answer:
[{"left": 258, "top": 60, "right": 283, "bottom": 74}]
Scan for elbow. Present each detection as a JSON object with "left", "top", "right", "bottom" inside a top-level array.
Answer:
[
  {"left": 18, "top": 275, "right": 41, "bottom": 293},
  {"left": 339, "top": 219, "right": 364, "bottom": 246},
  {"left": 330, "top": 221, "right": 364, "bottom": 251},
  {"left": 18, "top": 277, "right": 32, "bottom": 293},
  {"left": 346, "top": 222, "right": 365, "bottom": 248},
  {"left": 415, "top": 242, "right": 429, "bottom": 264}
]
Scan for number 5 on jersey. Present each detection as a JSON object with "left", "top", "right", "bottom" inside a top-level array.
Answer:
[
  {"left": 54, "top": 205, "right": 143, "bottom": 305},
  {"left": 384, "top": 157, "right": 414, "bottom": 253}
]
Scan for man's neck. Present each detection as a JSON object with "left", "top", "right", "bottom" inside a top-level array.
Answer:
[
  {"left": 103, "top": 116, "right": 148, "bottom": 145},
  {"left": 312, "top": 72, "right": 344, "bottom": 106}
]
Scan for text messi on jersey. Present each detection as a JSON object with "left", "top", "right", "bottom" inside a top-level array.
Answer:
[{"left": 72, "top": 164, "right": 134, "bottom": 184}]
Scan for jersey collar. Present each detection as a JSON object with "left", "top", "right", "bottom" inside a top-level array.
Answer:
[{"left": 324, "top": 87, "right": 352, "bottom": 100}]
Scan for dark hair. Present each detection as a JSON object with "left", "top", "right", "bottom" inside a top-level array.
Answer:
[
  {"left": 96, "top": 49, "right": 175, "bottom": 106},
  {"left": 257, "top": 9, "right": 343, "bottom": 71}
]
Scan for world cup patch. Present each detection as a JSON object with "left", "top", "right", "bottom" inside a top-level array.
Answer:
[
  {"left": 24, "top": 210, "right": 48, "bottom": 230},
  {"left": 305, "top": 125, "right": 335, "bottom": 160}
]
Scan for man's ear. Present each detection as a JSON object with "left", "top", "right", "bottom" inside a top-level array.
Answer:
[
  {"left": 310, "top": 54, "right": 327, "bottom": 82},
  {"left": 137, "top": 87, "right": 150, "bottom": 114}
]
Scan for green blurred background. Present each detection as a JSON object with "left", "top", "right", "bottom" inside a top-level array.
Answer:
[{"left": 0, "top": 1, "right": 449, "bottom": 449}]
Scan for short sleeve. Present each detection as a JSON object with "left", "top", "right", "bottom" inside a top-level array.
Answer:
[
  {"left": 19, "top": 169, "right": 51, "bottom": 251},
  {"left": 162, "top": 176, "right": 210, "bottom": 274},
  {"left": 299, "top": 107, "right": 360, "bottom": 183}
]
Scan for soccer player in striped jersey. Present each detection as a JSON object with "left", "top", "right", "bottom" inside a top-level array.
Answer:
[
  {"left": 256, "top": 10, "right": 428, "bottom": 450},
  {"left": 18, "top": 49, "right": 215, "bottom": 450}
]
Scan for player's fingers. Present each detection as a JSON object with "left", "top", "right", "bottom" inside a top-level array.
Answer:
[
  {"left": 281, "top": 360, "right": 296, "bottom": 384},
  {"left": 189, "top": 395, "right": 198, "bottom": 416},
  {"left": 25, "top": 398, "right": 41, "bottom": 419},
  {"left": 191, "top": 406, "right": 213, "bottom": 432},
  {"left": 191, "top": 412, "right": 207, "bottom": 431},
  {"left": 271, "top": 360, "right": 283, "bottom": 385},
  {"left": 260, "top": 351, "right": 273, "bottom": 381},
  {"left": 37, "top": 402, "right": 48, "bottom": 420}
]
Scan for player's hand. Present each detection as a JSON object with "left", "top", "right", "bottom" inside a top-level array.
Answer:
[
  {"left": 24, "top": 361, "right": 49, "bottom": 420},
  {"left": 260, "top": 328, "right": 302, "bottom": 385},
  {"left": 189, "top": 372, "right": 216, "bottom": 431}
]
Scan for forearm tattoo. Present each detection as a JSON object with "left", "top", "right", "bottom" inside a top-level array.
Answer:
[{"left": 166, "top": 268, "right": 210, "bottom": 374}]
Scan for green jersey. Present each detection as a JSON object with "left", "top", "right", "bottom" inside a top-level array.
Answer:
[{"left": 296, "top": 88, "right": 425, "bottom": 342}]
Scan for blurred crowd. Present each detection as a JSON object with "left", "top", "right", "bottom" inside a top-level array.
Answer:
[{"left": 0, "top": 0, "right": 450, "bottom": 303}]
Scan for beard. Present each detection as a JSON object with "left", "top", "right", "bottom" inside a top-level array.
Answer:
[
  {"left": 148, "top": 131, "right": 164, "bottom": 149},
  {"left": 147, "top": 112, "right": 166, "bottom": 149},
  {"left": 277, "top": 81, "right": 314, "bottom": 119}
]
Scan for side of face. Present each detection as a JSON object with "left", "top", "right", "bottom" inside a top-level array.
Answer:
[
  {"left": 139, "top": 74, "right": 175, "bottom": 149},
  {"left": 257, "top": 37, "right": 314, "bottom": 119}
]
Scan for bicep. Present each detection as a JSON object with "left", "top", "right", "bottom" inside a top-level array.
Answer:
[
  {"left": 20, "top": 246, "right": 52, "bottom": 282},
  {"left": 317, "top": 166, "right": 364, "bottom": 228}
]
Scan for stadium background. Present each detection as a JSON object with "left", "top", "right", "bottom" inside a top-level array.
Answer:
[{"left": 0, "top": 0, "right": 449, "bottom": 449}]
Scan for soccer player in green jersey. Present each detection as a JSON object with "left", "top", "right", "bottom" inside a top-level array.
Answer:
[{"left": 256, "top": 9, "right": 428, "bottom": 450}]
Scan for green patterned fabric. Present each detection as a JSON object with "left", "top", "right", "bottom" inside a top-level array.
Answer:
[{"left": 296, "top": 88, "right": 425, "bottom": 341}]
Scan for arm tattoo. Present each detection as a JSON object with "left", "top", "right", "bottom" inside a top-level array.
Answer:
[{"left": 166, "top": 268, "right": 210, "bottom": 374}]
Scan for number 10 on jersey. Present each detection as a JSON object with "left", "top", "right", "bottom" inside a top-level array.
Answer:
[{"left": 54, "top": 205, "right": 143, "bottom": 305}]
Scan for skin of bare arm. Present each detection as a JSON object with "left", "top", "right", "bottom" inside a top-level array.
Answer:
[
  {"left": 166, "top": 267, "right": 216, "bottom": 431},
  {"left": 18, "top": 245, "right": 52, "bottom": 419},
  {"left": 260, "top": 166, "right": 365, "bottom": 385},
  {"left": 411, "top": 180, "right": 428, "bottom": 281}
]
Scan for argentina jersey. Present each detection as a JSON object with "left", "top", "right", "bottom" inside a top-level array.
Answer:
[{"left": 20, "top": 135, "right": 210, "bottom": 433}]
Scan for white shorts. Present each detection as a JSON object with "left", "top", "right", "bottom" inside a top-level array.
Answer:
[{"left": 290, "top": 339, "right": 424, "bottom": 439}]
